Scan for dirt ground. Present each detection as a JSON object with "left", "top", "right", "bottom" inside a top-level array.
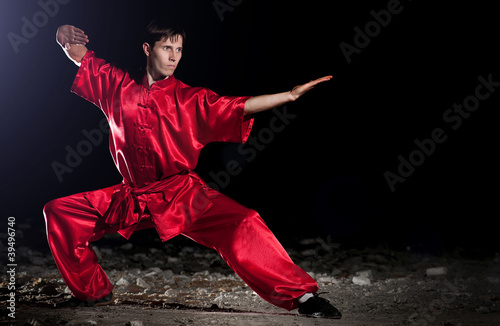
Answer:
[{"left": 1, "top": 229, "right": 500, "bottom": 326}]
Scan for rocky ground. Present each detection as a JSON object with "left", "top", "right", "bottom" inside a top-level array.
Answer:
[{"left": 1, "top": 227, "right": 500, "bottom": 326}]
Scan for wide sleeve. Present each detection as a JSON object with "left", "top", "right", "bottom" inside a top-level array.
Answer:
[
  {"left": 70, "top": 50, "right": 125, "bottom": 113},
  {"left": 195, "top": 88, "right": 254, "bottom": 144}
]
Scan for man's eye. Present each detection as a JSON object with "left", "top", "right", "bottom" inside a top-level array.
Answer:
[{"left": 176, "top": 48, "right": 182, "bottom": 52}]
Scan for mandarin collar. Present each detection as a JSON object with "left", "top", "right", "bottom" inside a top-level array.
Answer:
[{"left": 141, "top": 73, "right": 176, "bottom": 90}]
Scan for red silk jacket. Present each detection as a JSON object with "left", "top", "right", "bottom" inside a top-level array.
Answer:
[{"left": 70, "top": 51, "right": 254, "bottom": 240}]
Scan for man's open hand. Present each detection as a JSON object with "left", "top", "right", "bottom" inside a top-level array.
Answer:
[
  {"left": 290, "top": 75, "right": 333, "bottom": 101},
  {"left": 56, "top": 25, "right": 89, "bottom": 50}
]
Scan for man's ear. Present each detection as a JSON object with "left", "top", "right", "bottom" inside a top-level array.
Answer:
[{"left": 143, "top": 42, "right": 151, "bottom": 56}]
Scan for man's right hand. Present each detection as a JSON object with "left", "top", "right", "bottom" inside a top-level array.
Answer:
[
  {"left": 56, "top": 25, "right": 89, "bottom": 65},
  {"left": 56, "top": 25, "right": 89, "bottom": 49}
]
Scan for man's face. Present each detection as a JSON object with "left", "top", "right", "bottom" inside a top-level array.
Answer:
[{"left": 144, "top": 35, "right": 183, "bottom": 80}]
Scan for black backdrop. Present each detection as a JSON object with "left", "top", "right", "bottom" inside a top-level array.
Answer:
[{"left": 1, "top": 0, "right": 498, "bottom": 254}]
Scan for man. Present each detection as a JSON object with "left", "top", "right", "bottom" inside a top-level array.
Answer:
[{"left": 44, "top": 19, "right": 341, "bottom": 318}]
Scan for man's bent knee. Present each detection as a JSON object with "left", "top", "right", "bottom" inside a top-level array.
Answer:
[{"left": 43, "top": 197, "right": 66, "bottom": 223}]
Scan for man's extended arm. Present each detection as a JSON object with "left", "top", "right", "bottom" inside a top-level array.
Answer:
[
  {"left": 243, "top": 75, "right": 332, "bottom": 115},
  {"left": 56, "top": 25, "right": 89, "bottom": 66}
]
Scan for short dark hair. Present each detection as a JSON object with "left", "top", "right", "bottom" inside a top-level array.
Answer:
[{"left": 143, "top": 17, "right": 186, "bottom": 47}]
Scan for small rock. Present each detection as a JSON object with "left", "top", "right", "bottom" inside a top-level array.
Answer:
[
  {"left": 172, "top": 275, "right": 190, "bottom": 285},
  {"left": 116, "top": 278, "right": 130, "bottom": 286},
  {"left": 101, "top": 248, "right": 113, "bottom": 256},
  {"left": 126, "top": 321, "right": 144, "bottom": 326},
  {"left": 168, "top": 257, "right": 179, "bottom": 263},
  {"left": 121, "top": 243, "right": 133, "bottom": 250},
  {"left": 181, "top": 246, "right": 195, "bottom": 253},
  {"left": 476, "top": 306, "right": 490, "bottom": 314},
  {"left": 426, "top": 267, "right": 448, "bottom": 276},
  {"left": 300, "top": 249, "right": 316, "bottom": 257},
  {"left": 145, "top": 267, "right": 163, "bottom": 276},
  {"left": 485, "top": 277, "right": 500, "bottom": 284},
  {"left": 136, "top": 278, "right": 151, "bottom": 289},
  {"left": 317, "top": 276, "right": 338, "bottom": 284},
  {"left": 164, "top": 288, "right": 179, "bottom": 297},
  {"left": 299, "top": 238, "right": 318, "bottom": 245},
  {"left": 407, "top": 312, "right": 419, "bottom": 321},
  {"left": 331, "top": 268, "right": 343, "bottom": 276},
  {"left": 352, "top": 276, "right": 371, "bottom": 285},
  {"left": 132, "top": 253, "right": 147, "bottom": 261},
  {"left": 355, "top": 270, "right": 373, "bottom": 279},
  {"left": 162, "top": 270, "right": 174, "bottom": 279}
]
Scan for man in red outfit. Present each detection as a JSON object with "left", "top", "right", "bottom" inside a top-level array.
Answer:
[{"left": 44, "top": 19, "right": 341, "bottom": 318}]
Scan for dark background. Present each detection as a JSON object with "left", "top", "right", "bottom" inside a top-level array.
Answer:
[{"left": 1, "top": 0, "right": 498, "bottom": 254}]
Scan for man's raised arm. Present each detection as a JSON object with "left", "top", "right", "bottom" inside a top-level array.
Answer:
[{"left": 56, "top": 25, "right": 89, "bottom": 66}]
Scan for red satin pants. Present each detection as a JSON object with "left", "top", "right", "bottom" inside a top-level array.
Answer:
[{"left": 43, "top": 187, "right": 318, "bottom": 311}]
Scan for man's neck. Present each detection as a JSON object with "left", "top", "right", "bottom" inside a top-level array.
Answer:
[{"left": 146, "top": 67, "right": 169, "bottom": 87}]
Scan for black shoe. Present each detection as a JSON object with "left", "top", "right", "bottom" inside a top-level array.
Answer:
[
  {"left": 54, "top": 292, "right": 114, "bottom": 308},
  {"left": 298, "top": 293, "right": 342, "bottom": 319}
]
